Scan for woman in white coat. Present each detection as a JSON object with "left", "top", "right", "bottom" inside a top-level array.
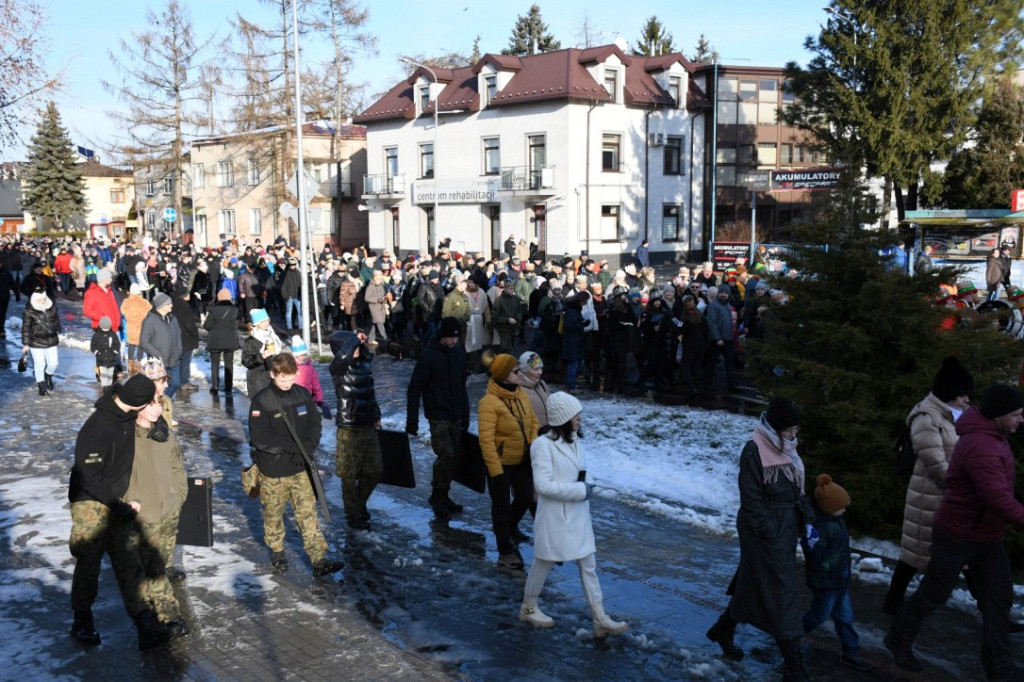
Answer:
[{"left": 518, "top": 391, "right": 628, "bottom": 638}]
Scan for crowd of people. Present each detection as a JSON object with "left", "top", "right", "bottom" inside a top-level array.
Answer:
[{"left": 4, "top": 233, "right": 1024, "bottom": 678}]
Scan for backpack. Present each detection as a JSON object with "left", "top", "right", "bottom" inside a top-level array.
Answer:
[{"left": 895, "top": 413, "right": 922, "bottom": 475}]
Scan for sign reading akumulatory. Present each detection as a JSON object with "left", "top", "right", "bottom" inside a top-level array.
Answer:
[{"left": 770, "top": 168, "right": 841, "bottom": 190}]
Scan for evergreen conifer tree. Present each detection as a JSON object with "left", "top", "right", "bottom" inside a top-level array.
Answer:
[
  {"left": 502, "top": 5, "right": 561, "bottom": 56},
  {"left": 748, "top": 170, "right": 1021, "bottom": 539},
  {"left": 690, "top": 34, "right": 718, "bottom": 64},
  {"left": 20, "top": 102, "right": 87, "bottom": 230},
  {"left": 634, "top": 16, "right": 675, "bottom": 56}
]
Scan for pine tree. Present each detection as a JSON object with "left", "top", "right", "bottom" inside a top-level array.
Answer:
[
  {"left": 634, "top": 16, "right": 675, "bottom": 56},
  {"left": 502, "top": 4, "right": 561, "bottom": 56},
  {"left": 748, "top": 170, "right": 1022, "bottom": 540},
  {"left": 690, "top": 34, "right": 718, "bottom": 64},
  {"left": 941, "top": 75, "right": 1024, "bottom": 209},
  {"left": 782, "top": 1, "right": 1024, "bottom": 221},
  {"left": 20, "top": 102, "right": 88, "bottom": 230}
]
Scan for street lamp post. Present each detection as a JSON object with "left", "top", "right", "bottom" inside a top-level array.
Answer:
[{"left": 401, "top": 57, "right": 439, "bottom": 255}]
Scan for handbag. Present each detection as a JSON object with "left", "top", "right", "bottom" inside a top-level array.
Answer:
[
  {"left": 241, "top": 463, "right": 261, "bottom": 498},
  {"left": 17, "top": 352, "right": 28, "bottom": 373}
]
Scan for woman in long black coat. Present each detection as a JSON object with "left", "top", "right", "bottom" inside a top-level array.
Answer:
[
  {"left": 706, "top": 397, "right": 814, "bottom": 682},
  {"left": 203, "top": 288, "right": 241, "bottom": 394},
  {"left": 560, "top": 291, "right": 587, "bottom": 394}
]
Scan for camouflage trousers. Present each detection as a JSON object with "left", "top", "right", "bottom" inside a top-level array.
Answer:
[
  {"left": 335, "top": 427, "right": 383, "bottom": 523},
  {"left": 69, "top": 500, "right": 148, "bottom": 617},
  {"left": 259, "top": 470, "right": 328, "bottom": 564},
  {"left": 130, "top": 510, "right": 182, "bottom": 623},
  {"left": 428, "top": 419, "right": 462, "bottom": 491}
]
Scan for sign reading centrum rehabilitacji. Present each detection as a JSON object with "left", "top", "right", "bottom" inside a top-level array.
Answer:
[{"left": 770, "top": 168, "right": 841, "bottom": 190}]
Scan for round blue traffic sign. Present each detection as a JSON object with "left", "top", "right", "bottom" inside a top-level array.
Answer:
[{"left": 163, "top": 207, "right": 178, "bottom": 223}]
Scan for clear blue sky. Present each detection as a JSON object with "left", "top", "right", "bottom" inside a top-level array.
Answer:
[{"left": 13, "top": 0, "right": 827, "bottom": 160}]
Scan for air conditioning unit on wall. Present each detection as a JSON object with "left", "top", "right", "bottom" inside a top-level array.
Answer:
[{"left": 648, "top": 132, "right": 664, "bottom": 146}]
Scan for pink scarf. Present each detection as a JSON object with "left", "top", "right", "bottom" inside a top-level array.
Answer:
[{"left": 751, "top": 417, "right": 805, "bottom": 492}]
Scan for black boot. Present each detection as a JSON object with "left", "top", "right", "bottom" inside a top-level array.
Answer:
[
  {"left": 777, "top": 638, "right": 810, "bottom": 682},
  {"left": 312, "top": 557, "right": 345, "bottom": 578},
  {"left": 134, "top": 610, "right": 171, "bottom": 651},
  {"left": 45, "top": 373, "right": 54, "bottom": 390},
  {"left": 70, "top": 610, "right": 101, "bottom": 645},
  {"left": 443, "top": 488, "right": 463, "bottom": 514},
  {"left": 223, "top": 368, "right": 233, "bottom": 393},
  {"left": 37, "top": 381, "right": 48, "bottom": 396},
  {"left": 429, "top": 489, "right": 450, "bottom": 519},
  {"left": 706, "top": 611, "right": 743, "bottom": 660}
]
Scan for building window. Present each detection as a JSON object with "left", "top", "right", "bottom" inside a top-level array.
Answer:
[
  {"left": 668, "top": 75, "right": 682, "bottom": 105},
  {"left": 220, "top": 209, "right": 236, "bottom": 235},
  {"left": 485, "top": 75, "right": 497, "bottom": 105},
  {"left": 718, "top": 77, "right": 738, "bottom": 100},
  {"left": 603, "top": 69, "right": 618, "bottom": 103},
  {"left": 716, "top": 166, "right": 737, "bottom": 187},
  {"left": 758, "top": 101, "right": 778, "bottom": 125},
  {"left": 739, "top": 79, "right": 757, "bottom": 101},
  {"left": 218, "top": 161, "right": 234, "bottom": 187},
  {"left": 249, "top": 208, "right": 261, "bottom": 236},
  {"left": 483, "top": 138, "right": 500, "bottom": 175},
  {"left": 528, "top": 134, "right": 546, "bottom": 188},
  {"left": 194, "top": 164, "right": 204, "bottom": 189},
  {"left": 662, "top": 205, "right": 681, "bottom": 241},
  {"left": 195, "top": 214, "right": 206, "bottom": 236},
  {"left": 664, "top": 135, "right": 683, "bottom": 175},
  {"left": 759, "top": 78, "right": 778, "bottom": 102},
  {"left": 312, "top": 166, "right": 323, "bottom": 183},
  {"left": 782, "top": 81, "right": 795, "bottom": 105},
  {"left": 145, "top": 179, "right": 155, "bottom": 196},
  {"left": 385, "top": 147, "right": 398, "bottom": 177},
  {"left": 420, "top": 85, "right": 431, "bottom": 111},
  {"left": 781, "top": 143, "right": 793, "bottom": 165},
  {"left": 110, "top": 188, "right": 125, "bottom": 203},
  {"left": 420, "top": 143, "right": 434, "bottom": 178},
  {"left": 738, "top": 144, "right": 755, "bottom": 163},
  {"left": 600, "top": 204, "right": 620, "bottom": 241},
  {"left": 602, "top": 134, "right": 620, "bottom": 172},
  {"left": 247, "top": 157, "right": 259, "bottom": 185},
  {"left": 163, "top": 176, "right": 173, "bottom": 194},
  {"left": 146, "top": 210, "right": 156, "bottom": 229},
  {"left": 758, "top": 142, "right": 778, "bottom": 167},
  {"left": 716, "top": 146, "right": 736, "bottom": 164}
]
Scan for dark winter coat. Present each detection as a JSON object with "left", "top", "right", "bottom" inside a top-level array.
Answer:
[
  {"left": 190, "top": 269, "right": 213, "bottom": 303},
  {"left": 248, "top": 383, "right": 322, "bottom": 479},
  {"left": 204, "top": 300, "right": 241, "bottom": 351},
  {"left": 241, "top": 334, "right": 276, "bottom": 398},
  {"left": 22, "top": 300, "right": 60, "bottom": 348},
  {"left": 560, "top": 304, "right": 586, "bottom": 362},
  {"left": 406, "top": 337, "right": 470, "bottom": 430},
  {"left": 417, "top": 280, "right": 444, "bottom": 321},
  {"left": 139, "top": 309, "right": 183, "bottom": 368},
  {"left": 935, "top": 406, "right": 1024, "bottom": 543},
  {"left": 91, "top": 329, "right": 121, "bottom": 367},
  {"left": 172, "top": 295, "right": 199, "bottom": 352},
  {"left": 280, "top": 267, "right": 302, "bottom": 299},
  {"left": 728, "top": 439, "right": 813, "bottom": 640},
  {"left": 801, "top": 504, "right": 852, "bottom": 592},
  {"left": 328, "top": 332, "right": 381, "bottom": 429},
  {"left": 69, "top": 392, "right": 139, "bottom": 508}
]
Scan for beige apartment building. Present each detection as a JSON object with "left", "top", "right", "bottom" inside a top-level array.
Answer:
[{"left": 190, "top": 122, "right": 368, "bottom": 251}]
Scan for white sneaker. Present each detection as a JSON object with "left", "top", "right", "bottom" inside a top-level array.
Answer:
[{"left": 519, "top": 604, "right": 554, "bottom": 628}]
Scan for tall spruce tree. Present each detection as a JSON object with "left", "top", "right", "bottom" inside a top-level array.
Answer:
[
  {"left": 502, "top": 4, "right": 561, "bottom": 56},
  {"left": 690, "top": 34, "right": 718, "bottom": 65},
  {"left": 941, "top": 75, "right": 1024, "bottom": 209},
  {"left": 21, "top": 101, "right": 87, "bottom": 230},
  {"left": 781, "top": 1, "right": 1024, "bottom": 221},
  {"left": 634, "top": 16, "right": 675, "bottom": 56},
  {"left": 748, "top": 170, "right": 1022, "bottom": 539}
]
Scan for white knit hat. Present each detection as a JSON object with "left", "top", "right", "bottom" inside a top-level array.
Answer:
[{"left": 546, "top": 392, "right": 582, "bottom": 427}]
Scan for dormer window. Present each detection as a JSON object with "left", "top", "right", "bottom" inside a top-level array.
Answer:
[
  {"left": 604, "top": 69, "right": 619, "bottom": 104},
  {"left": 668, "top": 75, "right": 682, "bottom": 106},
  {"left": 420, "top": 85, "right": 431, "bottom": 111},
  {"left": 485, "top": 75, "right": 497, "bottom": 106}
]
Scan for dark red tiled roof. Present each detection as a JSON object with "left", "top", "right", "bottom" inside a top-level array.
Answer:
[{"left": 354, "top": 45, "right": 703, "bottom": 124}]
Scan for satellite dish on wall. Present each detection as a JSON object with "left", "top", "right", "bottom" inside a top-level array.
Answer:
[{"left": 613, "top": 36, "right": 629, "bottom": 52}]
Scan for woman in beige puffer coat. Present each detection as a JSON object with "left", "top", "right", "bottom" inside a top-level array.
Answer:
[{"left": 883, "top": 356, "right": 972, "bottom": 614}]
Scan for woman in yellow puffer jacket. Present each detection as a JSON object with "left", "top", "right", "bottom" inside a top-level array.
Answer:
[{"left": 478, "top": 353, "right": 539, "bottom": 570}]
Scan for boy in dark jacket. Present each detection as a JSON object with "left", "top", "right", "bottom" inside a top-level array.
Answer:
[
  {"left": 91, "top": 316, "right": 121, "bottom": 386},
  {"left": 801, "top": 474, "right": 870, "bottom": 671}
]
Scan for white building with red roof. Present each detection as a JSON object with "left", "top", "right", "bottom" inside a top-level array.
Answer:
[{"left": 354, "top": 41, "right": 708, "bottom": 265}]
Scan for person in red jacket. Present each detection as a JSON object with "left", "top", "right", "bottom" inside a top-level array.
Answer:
[
  {"left": 886, "top": 384, "right": 1024, "bottom": 678},
  {"left": 83, "top": 269, "right": 122, "bottom": 333}
]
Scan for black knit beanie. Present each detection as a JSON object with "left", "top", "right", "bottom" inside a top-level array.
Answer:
[
  {"left": 980, "top": 384, "right": 1023, "bottom": 419},
  {"left": 765, "top": 397, "right": 800, "bottom": 432}
]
